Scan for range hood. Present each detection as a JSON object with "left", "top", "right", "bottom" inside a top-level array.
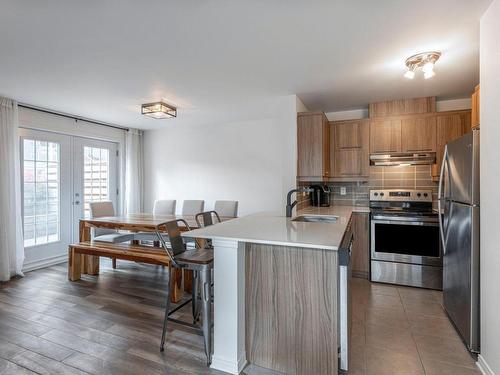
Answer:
[{"left": 370, "top": 152, "right": 436, "bottom": 166}]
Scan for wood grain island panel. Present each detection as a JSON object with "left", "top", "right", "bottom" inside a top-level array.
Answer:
[{"left": 245, "top": 243, "right": 338, "bottom": 375}]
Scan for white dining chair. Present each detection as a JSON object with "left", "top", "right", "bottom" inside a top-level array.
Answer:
[
  {"left": 214, "top": 200, "right": 238, "bottom": 218},
  {"left": 134, "top": 199, "right": 177, "bottom": 242},
  {"left": 89, "top": 202, "right": 134, "bottom": 243},
  {"left": 153, "top": 199, "right": 177, "bottom": 215},
  {"left": 89, "top": 201, "right": 134, "bottom": 269},
  {"left": 182, "top": 200, "right": 205, "bottom": 216}
]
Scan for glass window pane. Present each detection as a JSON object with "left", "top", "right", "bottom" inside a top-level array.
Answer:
[
  {"left": 47, "top": 201, "right": 58, "bottom": 214},
  {"left": 23, "top": 139, "right": 60, "bottom": 247},
  {"left": 48, "top": 142, "right": 59, "bottom": 162},
  {"left": 35, "top": 218, "right": 47, "bottom": 245},
  {"left": 35, "top": 141, "right": 48, "bottom": 161},
  {"left": 48, "top": 162, "right": 58, "bottom": 182},
  {"left": 36, "top": 161, "right": 48, "bottom": 183},
  {"left": 83, "top": 147, "right": 110, "bottom": 217},
  {"left": 24, "top": 139, "right": 35, "bottom": 161},
  {"left": 24, "top": 161, "right": 34, "bottom": 183}
]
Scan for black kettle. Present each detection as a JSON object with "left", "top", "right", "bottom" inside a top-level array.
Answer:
[{"left": 309, "top": 185, "right": 331, "bottom": 207}]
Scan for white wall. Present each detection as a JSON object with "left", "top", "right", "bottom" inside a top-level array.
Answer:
[
  {"left": 143, "top": 95, "right": 299, "bottom": 216},
  {"left": 479, "top": 1, "right": 500, "bottom": 373}
]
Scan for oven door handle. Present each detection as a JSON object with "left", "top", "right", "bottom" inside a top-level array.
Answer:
[{"left": 371, "top": 217, "right": 439, "bottom": 225}]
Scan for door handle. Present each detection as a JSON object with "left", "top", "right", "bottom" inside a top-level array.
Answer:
[{"left": 438, "top": 146, "right": 447, "bottom": 253}]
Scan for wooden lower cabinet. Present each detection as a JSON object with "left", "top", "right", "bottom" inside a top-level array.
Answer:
[
  {"left": 352, "top": 212, "right": 370, "bottom": 279},
  {"left": 246, "top": 243, "right": 339, "bottom": 375}
]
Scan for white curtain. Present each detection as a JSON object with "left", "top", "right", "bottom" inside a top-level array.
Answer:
[
  {"left": 124, "top": 128, "right": 144, "bottom": 214},
  {"left": 0, "top": 97, "right": 25, "bottom": 281}
]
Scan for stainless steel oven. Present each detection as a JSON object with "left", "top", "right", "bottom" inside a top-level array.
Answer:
[{"left": 369, "top": 190, "right": 443, "bottom": 290}]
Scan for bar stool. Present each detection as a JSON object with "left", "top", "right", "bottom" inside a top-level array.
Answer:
[
  {"left": 155, "top": 219, "right": 213, "bottom": 366},
  {"left": 195, "top": 211, "right": 221, "bottom": 249}
]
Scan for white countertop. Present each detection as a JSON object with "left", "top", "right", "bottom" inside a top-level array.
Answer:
[
  {"left": 183, "top": 206, "right": 367, "bottom": 251},
  {"left": 299, "top": 205, "right": 370, "bottom": 215}
]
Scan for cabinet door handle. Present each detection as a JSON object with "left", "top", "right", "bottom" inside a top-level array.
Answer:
[{"left": 407, "top": 148, "right": 432, "bottom": 152}]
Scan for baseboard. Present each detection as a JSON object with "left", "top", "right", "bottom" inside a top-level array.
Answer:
[
  {"left": 22, "top": 254, "right": 68, "bottom": 273},
  {"left": 211, "top": 351, "right": 247, "bottom": 374},
  {"left": 237, "top": 352, "right": 248, "bottom": 374},
  {"left": 477, "top": 354, "right": 496, "bottom": 375}
]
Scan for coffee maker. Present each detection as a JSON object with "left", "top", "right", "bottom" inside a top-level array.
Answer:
[{"left": 309, "top": 185, "right": 331, "bottom": 207}]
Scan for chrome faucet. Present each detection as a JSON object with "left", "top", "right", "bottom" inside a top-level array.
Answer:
[{"left": 286, "top": 186, "right": 314, "bottom": 218}]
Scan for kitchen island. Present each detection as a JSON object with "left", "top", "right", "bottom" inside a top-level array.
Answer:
[{"left": 183, "top": 206, "right": 361, "bottom": 375}]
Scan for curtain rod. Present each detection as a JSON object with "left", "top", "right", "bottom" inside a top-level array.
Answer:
[{"left": 18, "top": 103, "right": 130, "bottom": 132}]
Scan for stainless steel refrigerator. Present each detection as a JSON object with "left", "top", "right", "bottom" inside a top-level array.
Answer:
[{"left": 438, "top": 129, "right": 480, "bottom": 353}]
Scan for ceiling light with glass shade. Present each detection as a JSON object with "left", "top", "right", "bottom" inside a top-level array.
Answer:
[
  {"left": 404, "top": 51, "right": 441, "bottom": 80},
  {"left": 141, "top": 102, "right": 177, "bottom": 119}
]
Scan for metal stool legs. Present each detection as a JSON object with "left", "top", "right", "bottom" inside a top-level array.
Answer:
[
  {"left": 200, "top": 267, "right": 212, "bottom": 366},
  {"left": 191, "top": 270, "right": 200, "bottom": 323},
  {"left": 160, "top": 268, "right": 172, "bottom": 352},
  {"left": 159, "top": 265, "right": 212, "bottom": 365}
]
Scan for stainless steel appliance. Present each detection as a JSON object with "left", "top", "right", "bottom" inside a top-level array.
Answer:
[
  {"left": 309, "top": 184, "right": 331, "bottom": 207},
  {"left": 438, "top": 129, "right": 480, "bottom": 353},
  {"left": 370, "top": 189, "right": 442, "bottom": 290},
  {"left": 370, "top": 152, "right": 436, "bottom": 166}
]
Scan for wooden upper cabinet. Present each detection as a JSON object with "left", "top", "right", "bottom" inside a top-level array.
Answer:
[
  {"left": 334, "top": 149, "right": 364, "bottom": 177},
  {"left": 401, "top": 116, "right": 436, "bottom": 152},
  {"left": 370, "top": 97, "right": 436, "bottom": 118},
  {"left": 431, "top": 111, "right": 471, "bottom": 179},
  {"left": 471, "top": 85, "right": 480, "bottom": 128},
  {"left": 334, "top": 120, "right": 363, "bottom": 149},
  {"left": 370, "top": 119, "right": 401, "bottom": 154},
  {"left": 297, "top": 112, "right": 330, "bottom": 179},
  {"left": 331, "top": 119, "right": 369, "bottom": 178}
]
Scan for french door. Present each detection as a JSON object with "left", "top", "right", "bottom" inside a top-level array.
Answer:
[
  {"left": 19, "top": 129, "right": 119, "bottom": 269},
  {"left": 72, "top": 137, "right": 118, "bottom": 241},
  {"left": 20, "top": 130, "right": 72, "bottom": 268}
]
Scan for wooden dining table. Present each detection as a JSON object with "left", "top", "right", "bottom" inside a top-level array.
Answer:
[{"left": 78, "top": 213, "right": 229, "bottom": 302}]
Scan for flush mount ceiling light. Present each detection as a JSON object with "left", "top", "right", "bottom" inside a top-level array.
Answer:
[
  {"left": 404, "top": 51, "right": 441, "bottom": 80},
  {"left": 141, "top": 102, "right": 177, "bottom": 119}
]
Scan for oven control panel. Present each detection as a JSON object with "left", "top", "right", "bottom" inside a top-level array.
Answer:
[{"left": 370, "top": 189, "right": 433, "bottom": 202}]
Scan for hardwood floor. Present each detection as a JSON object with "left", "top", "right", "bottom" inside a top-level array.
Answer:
[
  {"left": 0, "top": 259, "right": 224, "bottom": 375},
  {"left": 0, "top": 261, "right": 480, "bottom": 375}
]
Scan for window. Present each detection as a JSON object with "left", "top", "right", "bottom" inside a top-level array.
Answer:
[
  {"left": 23, "top": 139, "right": 60, "bottom": 247},
  {"left": 83, "top": 146, "right": 110, "bottom": 218}
]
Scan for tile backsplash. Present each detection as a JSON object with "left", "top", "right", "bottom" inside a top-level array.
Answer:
[{"left": 299, "top": 165, "right": 438, "bottom": 208}]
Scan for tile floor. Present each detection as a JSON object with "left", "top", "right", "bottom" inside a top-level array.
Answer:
[{"left": 349, "top": 278, "right": 480, "bottom": 375}]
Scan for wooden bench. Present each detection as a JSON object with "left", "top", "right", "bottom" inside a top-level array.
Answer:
[
  {"left": 68, "top": 241, "right": 172, "bottom": 281},
  {"left": 68, "top": 241, "right": 213, "bottom": 303}
]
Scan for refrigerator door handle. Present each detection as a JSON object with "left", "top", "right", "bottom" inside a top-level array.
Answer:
[{"left": 438, "top": 146, "right": 448, "bottom": 253}]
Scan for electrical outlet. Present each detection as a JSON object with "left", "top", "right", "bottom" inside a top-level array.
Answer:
[{"left": 340, "top": 186, "right": 347, "bottom": 195}]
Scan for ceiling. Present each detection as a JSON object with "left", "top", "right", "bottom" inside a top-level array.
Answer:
[{"left": 0, "top": 0, "right": 492, "bottom": 129}]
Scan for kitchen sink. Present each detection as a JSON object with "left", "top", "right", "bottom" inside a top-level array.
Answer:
[{"left": 292, "top": 215, "right": 338, "bottom": 223}]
